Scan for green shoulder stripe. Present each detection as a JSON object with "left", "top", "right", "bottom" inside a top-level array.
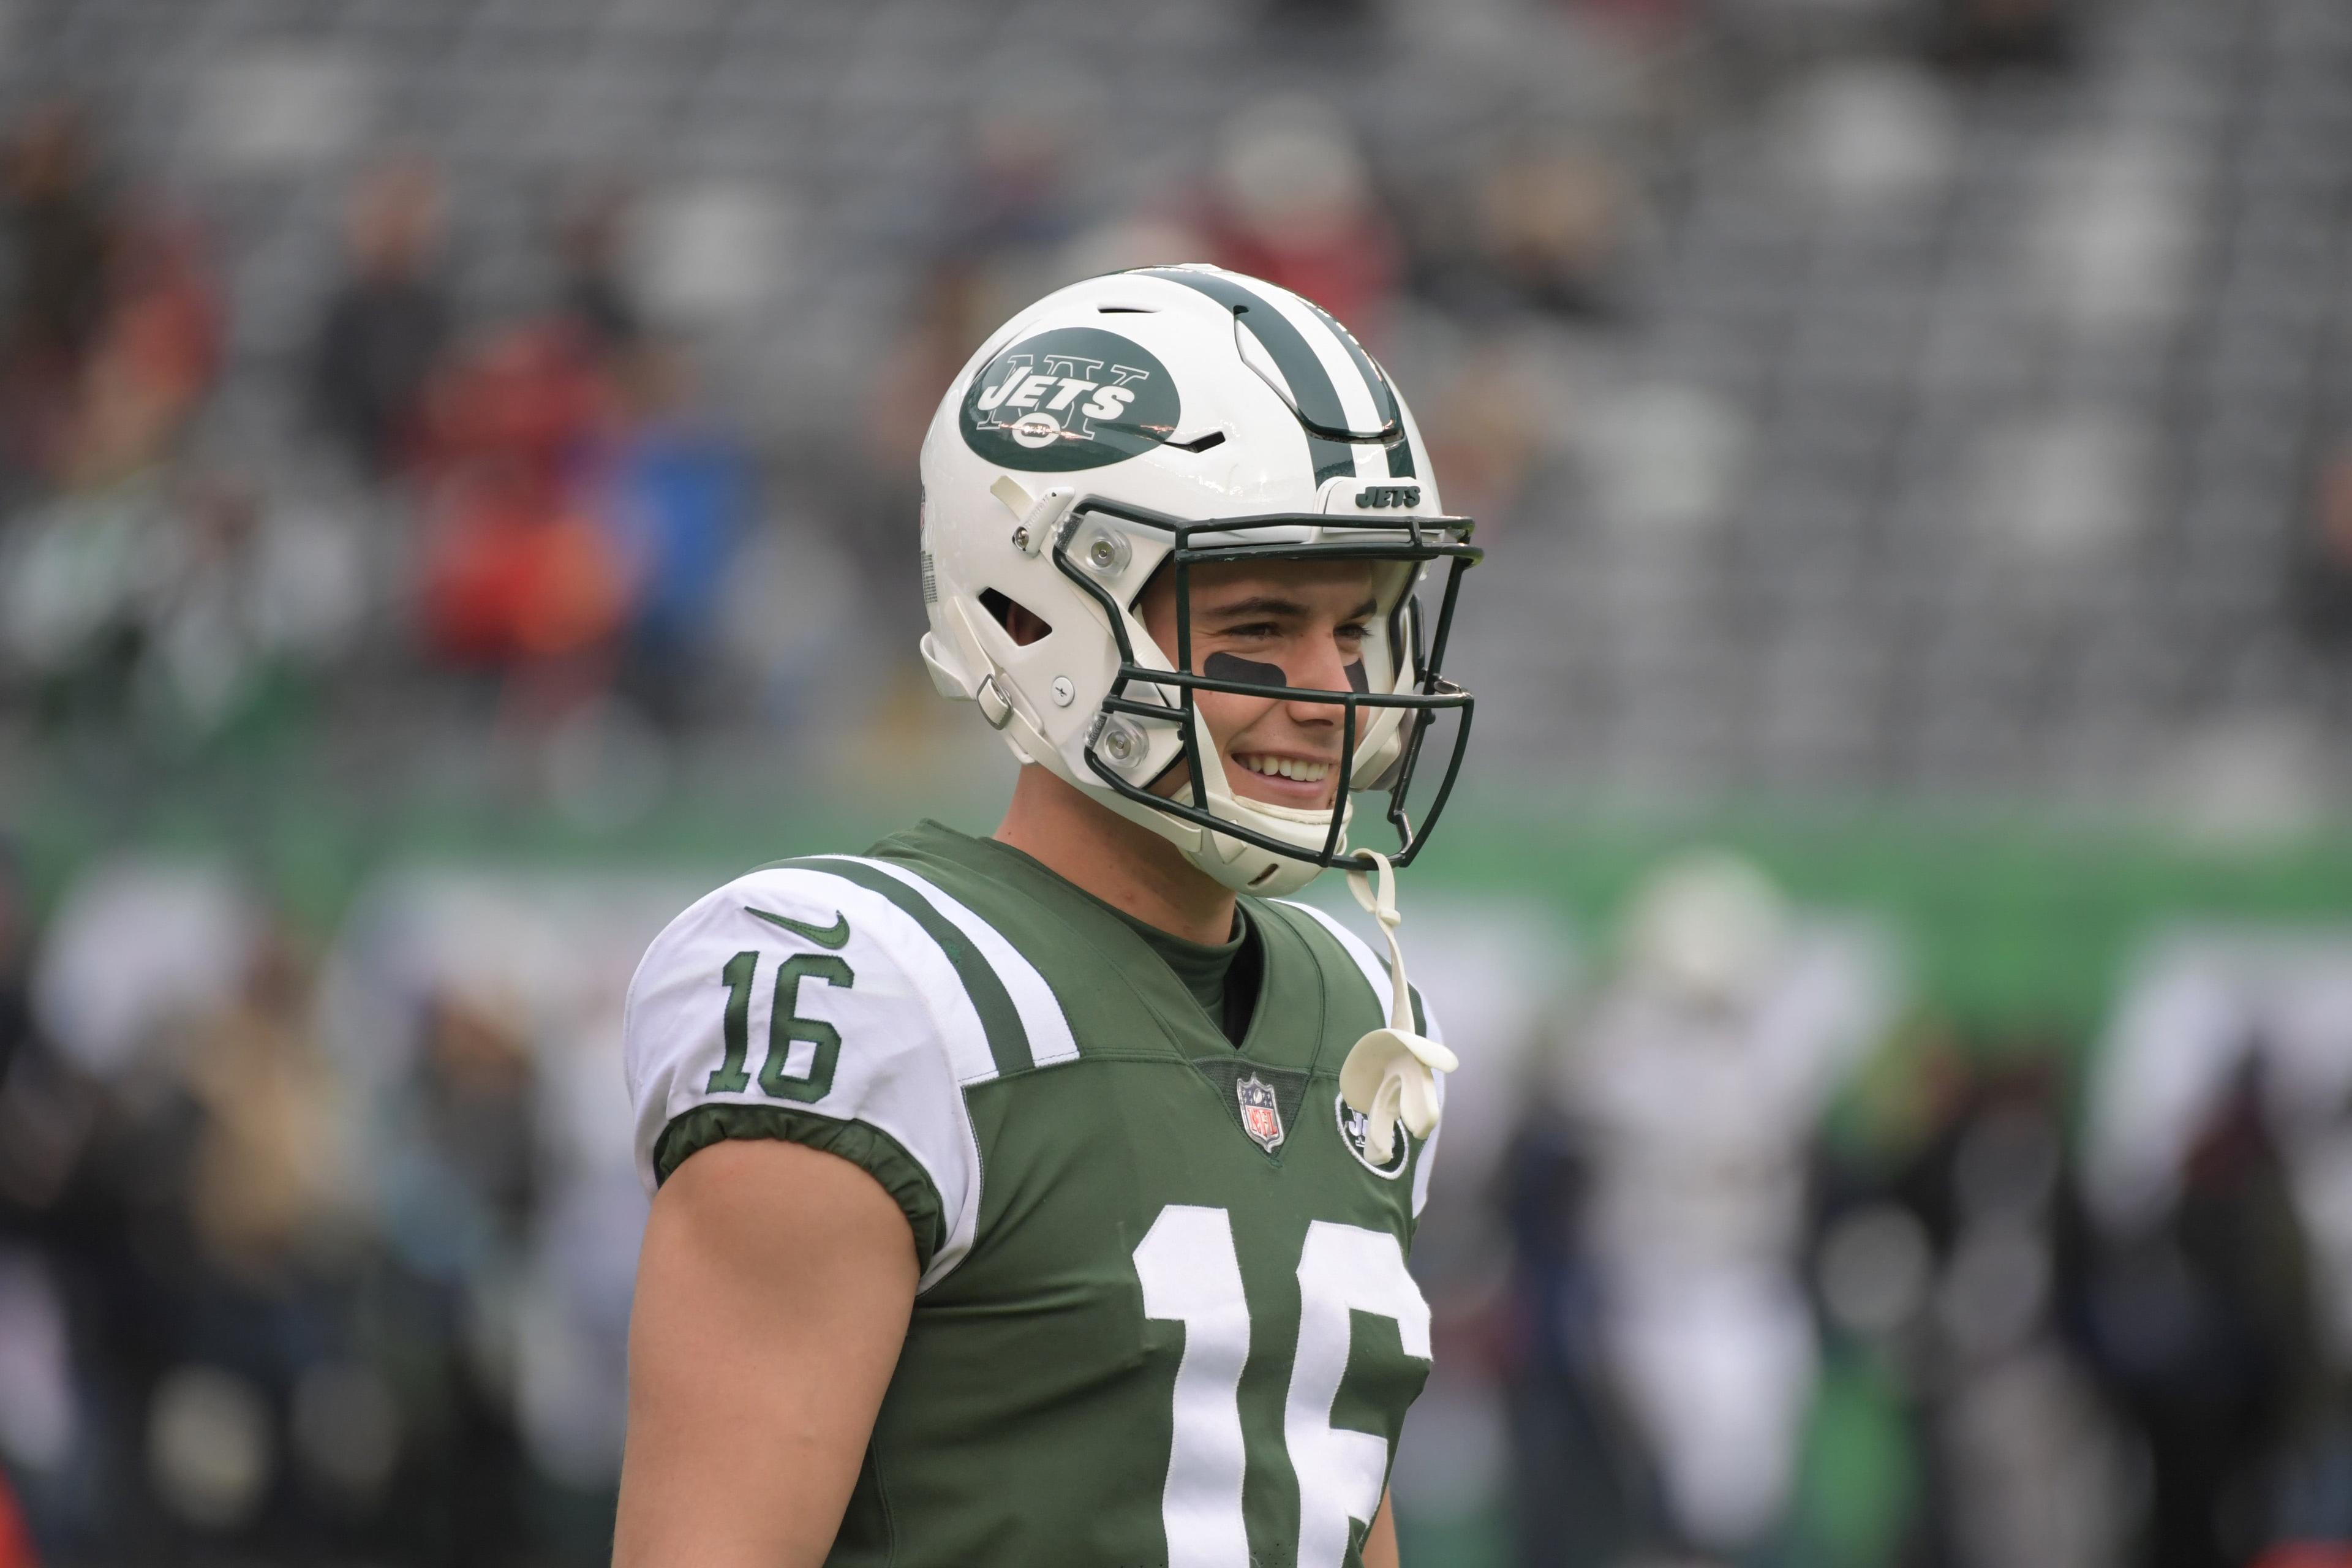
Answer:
[{"left": 775, "top": 856, "right": 1035, "bottom": 1081}]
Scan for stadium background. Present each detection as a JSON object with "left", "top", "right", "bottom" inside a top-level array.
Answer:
[{"left": 4, "top": 0, "right": 2352, "bottom": 1562}]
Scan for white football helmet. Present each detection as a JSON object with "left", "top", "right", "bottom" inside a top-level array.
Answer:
[{"left": 916, "top": 263, "right": 1479, "bottom": 897}]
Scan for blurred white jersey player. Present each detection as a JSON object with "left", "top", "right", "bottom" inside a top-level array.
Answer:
[{"left": 1555, "top": 851, "right": 1897, "bottom": 1553}]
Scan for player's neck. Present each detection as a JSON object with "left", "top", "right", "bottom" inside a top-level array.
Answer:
[{"left": 994, "top": 764, "right": 1238, "bottom": 946}]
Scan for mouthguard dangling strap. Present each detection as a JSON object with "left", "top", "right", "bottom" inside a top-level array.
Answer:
[
  {"left": 1338, "top": 850, "right": 1460, "bottom": 1164},
  {"left": 1347, "top": 850, "right": 1416, "bottom": 1035}
]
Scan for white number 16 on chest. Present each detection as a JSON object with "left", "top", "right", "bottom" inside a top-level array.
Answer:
[{"left": 1131, "top": 1206, "right": 1431, "bottom": 1568}]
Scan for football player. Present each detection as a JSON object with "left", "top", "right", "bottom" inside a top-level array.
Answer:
[{"left": 614, "top": 264, "right": 1480, "bottom": 1568}]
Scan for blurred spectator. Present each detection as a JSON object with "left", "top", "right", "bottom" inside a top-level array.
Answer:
[
  {"left": 0, "top": 467, "right": 363, "bottom": 742},
  {"left": 855, "top": 258, "right": 997, "bottom": 609},
  {"left": 2089, "top": 1057, "right": 2330, "bottom": 1568},
  {"left": 1499, "top": 1109, "right": 1657, "bottom": 1568},
  {"left": 1477, "top": 140, "right": 1632, "bottom": 321},
  {"left": 860, "top": 93, "right": 1087, "bottom": 496},
  {"left": 1935, "top": 1069, "right": 2128, "bottom": 1568},
  {"left": 2295, "top": 439, "right": 2352, "bottom": 644},
  {"left": 380, "top": 987, "right": 540, "bottom": 1561},
  {"left": 0, "top": 851, "right": 94, "bottom": 1557},
  {"left": 178, "top": 924, "right": 351, "bottom": 1283},
  {"left": 600, "top": 339, "right": 752, "bottom": 728},
  {"left": 137, "top": 473, "right": 364, "bottom": 738},
  {"left": 0, "top": 846, "right": 36, "bottom": 1102},
  {"left": 554, "top": 184, "right": 642, "bottom": 367},
  {"left": 1204, "top": 96, "right": 1400, "bottom": 337},
  {"left": 415, "top": 323, "right": 624, "bottom": 685},
  {"left": 0, "top": 102, "right": 111, "bottom": 483},
  {"left": 1422, "top": 345, "right": 1553, "bottom": 527},
  {"left": 309, "top": 157, "right": 451, "bottom": 481},
  {"left": 1409, "top": 136, "right": 1638, "bottom": 325},
  {"left": 939, "top": 92, "right": 1085, "bottom": 323},
  {"left": 62, "top": 203, "right": 221, "bottom": 488}
]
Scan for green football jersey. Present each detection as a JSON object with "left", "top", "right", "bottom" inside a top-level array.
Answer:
[{"left": 624, "top": 821, "right": 1446, "bottom": 1568}]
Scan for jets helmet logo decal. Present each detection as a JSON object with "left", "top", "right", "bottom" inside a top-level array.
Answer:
[{"left": 962, "top": 326, "right": 1180, "bottom": 472}]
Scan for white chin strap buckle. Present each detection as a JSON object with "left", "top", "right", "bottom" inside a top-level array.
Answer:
[{"left": 1336, "top": 850, "right": 1458, "bottom": 1166}]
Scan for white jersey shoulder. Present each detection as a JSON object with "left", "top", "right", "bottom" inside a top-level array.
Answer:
[{"left": 622, "top": 862, "right": 997, "bottom": 1288}]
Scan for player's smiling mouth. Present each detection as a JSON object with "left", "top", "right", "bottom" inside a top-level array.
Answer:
[
  {"left": 1233, "top": 753, "right": 1333, "bottom": 783},
  {"left": 1231, "top": 752, "right": 1338, "bottom": 807}
]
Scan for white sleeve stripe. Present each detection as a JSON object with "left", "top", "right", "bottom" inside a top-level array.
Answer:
[
  {"left": 1281, "top": 900, "right": 1395, "bottom": 1016},
  {"left": 752, "top": 869, "right": 1002, "bottom": 1090},
  {"left": 807, "top": 856, "right": 1082, "bottom": 1070}
]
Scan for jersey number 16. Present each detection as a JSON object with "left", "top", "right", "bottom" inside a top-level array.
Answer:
[{"left": 1134, "top": 1205, "right": 1430, "bottom": 1568}]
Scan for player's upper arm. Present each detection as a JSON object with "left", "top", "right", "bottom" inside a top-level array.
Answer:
[
  {"left": 622, "top": 865, "right": 991, "bottom": 1289},
  {"left": 616, "top": 1133, "right": 916, "bottom": 1568}
]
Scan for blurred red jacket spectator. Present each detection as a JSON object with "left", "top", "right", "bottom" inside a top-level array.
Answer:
[
  {"left": 417, "top": 322, "right": 627, "bottom": 665},
  {"left": 66, "top": 206, "right": 222, "bottom": 483}
]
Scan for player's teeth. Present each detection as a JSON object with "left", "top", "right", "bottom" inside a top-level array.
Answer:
[{"left": 1240, "top": 755, "right": 1328, "bottom": 782}]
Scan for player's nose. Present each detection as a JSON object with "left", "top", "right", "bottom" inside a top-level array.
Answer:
[{"left": 1281, "top": 634, "right": 1356, "bottom": 718}]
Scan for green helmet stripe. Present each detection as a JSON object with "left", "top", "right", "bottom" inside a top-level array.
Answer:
[
  {"left": 1133, "top": 267, "right": 1358, "bottom": 487},
  {"left": 1296, "top": 296, "right": 1416, "bottom": 480}
]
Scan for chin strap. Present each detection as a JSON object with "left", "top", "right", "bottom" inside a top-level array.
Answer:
[{"left": 1336, "top": 850, "right": 1460, "bottom": 1166}]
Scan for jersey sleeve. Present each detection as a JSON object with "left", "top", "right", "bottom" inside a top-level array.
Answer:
[{"left": 622, "top": 865, "right": 993, "bottom": 1288}]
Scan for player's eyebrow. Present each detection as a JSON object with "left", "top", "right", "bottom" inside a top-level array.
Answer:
[
  {"left": 1200, "top": 595, "right": 1311, "bottom": 620},
  {"left": 1199, "top": 594, "right": 1382, "bottom": 622}
]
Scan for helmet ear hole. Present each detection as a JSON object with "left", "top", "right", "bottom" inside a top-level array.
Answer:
[{"left": 980, "top": 589, "right": 1054, "bottom": 646}]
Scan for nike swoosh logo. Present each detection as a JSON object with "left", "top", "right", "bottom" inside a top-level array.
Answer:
[{"left": 744, "top": 906, "right": 850, "bottom": 949}]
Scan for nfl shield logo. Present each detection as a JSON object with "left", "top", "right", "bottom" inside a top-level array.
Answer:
[{"left": 1237, "top": 1074, "right": 1284, "bottom": 1153}]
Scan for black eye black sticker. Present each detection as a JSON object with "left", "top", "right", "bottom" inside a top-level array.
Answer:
[
  {"left": 1201, "top": 652, "right": 1374, "bottom": 695},
  {"left": 1204, "top": 652, "right": 1287, "bottom": 688}
]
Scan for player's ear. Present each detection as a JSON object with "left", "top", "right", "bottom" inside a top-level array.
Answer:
[{"left": 980, "top": 589, "right": 1054, "bottom": 647}]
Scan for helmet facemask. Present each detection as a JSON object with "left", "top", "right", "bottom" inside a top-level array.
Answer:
[{"left": 1048, "top": 497, "right": 1480, "bottom": 895}]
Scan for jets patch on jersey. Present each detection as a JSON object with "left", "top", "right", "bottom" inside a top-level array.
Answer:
[{"left": 621, "top": 822, "right": 1446, "bottom": 1568}]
